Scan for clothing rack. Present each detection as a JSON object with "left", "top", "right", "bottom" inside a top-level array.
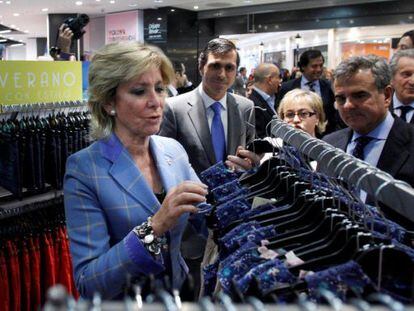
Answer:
[
  {"left": 0, "top": 100, "right": 87, "bottom": 114},
  {"left": 270, "top": 117, "right": 414, "bottom": 223}
]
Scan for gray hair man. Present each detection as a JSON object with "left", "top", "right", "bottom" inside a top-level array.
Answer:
[{"left": 389, "top": 49, "right": 414, "bottom": 123}]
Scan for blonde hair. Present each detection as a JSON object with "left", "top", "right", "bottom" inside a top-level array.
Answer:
[
  {"left": 88, "top": 41, "right": 174, "bottom": 139},
  {"left": 278, "top": 88, "right": 327, "bottom": 135}
]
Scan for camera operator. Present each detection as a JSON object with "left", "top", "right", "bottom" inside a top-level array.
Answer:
[
  {"left": 50, "top": 14, "right": 89, "bottom": 61},
  {"left": 55, "top": 23, "right": 75, "bottom": 60}
]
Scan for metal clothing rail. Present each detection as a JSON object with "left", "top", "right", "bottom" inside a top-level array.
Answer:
[
  {"left": 270, "top": 118, "right": 414, "bottom": 223},
  {"left": 0, "top": 100, "right": 87, "bottom": 114}
]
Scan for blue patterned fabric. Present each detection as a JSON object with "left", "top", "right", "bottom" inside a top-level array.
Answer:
[
  {"left": 216, "top": 197, "right": 252, "bottom": 229},
  {"left": 305, "top": 260, "right": 375, "bottom": 302},
  {"left": 212, "top": 179, "right": 249, "bottom": 204},
  {"left": 218, "top": 247, "right": 268, "bottom": 294},
  {"left": 255, "top": 260, "right": 297, "bottom": 294},
  {"left": 220, "top": 224, "right": 276, "bottom": 258},
  {"left": 220, "top": 221, "right": 262, "bottom": 247},
  {"left": 236, "top": 258, "right": 284, "bottom": 293},
  {"left": 64, "top": 133, "right": 199, "bottom": 299},
  {"left": 200, "top": 161, "right": 240, "bottom": 189},
  {"left": 202, "top": 260, "right": 220, "bottom": 296}
]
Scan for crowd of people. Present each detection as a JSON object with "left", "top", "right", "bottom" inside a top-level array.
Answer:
[{"left": 63, "top": 29, "right": 414, "bottom": 299}]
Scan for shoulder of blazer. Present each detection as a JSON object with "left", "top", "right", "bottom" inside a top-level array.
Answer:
[
  {"left": 322, "top": 127, "right": 352, "bottom": 146},
  {"left": 228, "top": 92, "right": 254, "bottom": 111},
  {"left": 388, "top": 117, "right": 414, "bottom": 147},
  {"left": 166, "top": 88, "right": 199, "bottom": 108}
]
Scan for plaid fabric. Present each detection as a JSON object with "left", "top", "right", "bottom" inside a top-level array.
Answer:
[{"left": 64, "top": 133, "right": 199, "bottom": 299}]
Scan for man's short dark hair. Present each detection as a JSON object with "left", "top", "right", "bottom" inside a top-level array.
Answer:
[
  {"left": 298, "top": 49, "right": 324, "bottom": 72},
  {"left": 198, "top": 38, "right": 240, "bottom": 69},
  {"left": 400, "top": 30, "right": 414, "bottom": 45},
  {"left": 239, "top": 67, "right": 246, "bottom": 73}
]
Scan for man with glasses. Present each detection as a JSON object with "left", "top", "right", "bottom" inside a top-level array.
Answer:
[
  {"left": 323, "top": 55, "right": 414, "bottom": 227},
  {"left": 248, "top": 63, "right": 281, "bottom": 138}
]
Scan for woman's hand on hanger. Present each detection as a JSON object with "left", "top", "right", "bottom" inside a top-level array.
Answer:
[
  {"left": 225, "top": 146, "right": 263, "bottom": 172},
  {"left": 151, "top": 181, "right": 208, "bottom": 237}
]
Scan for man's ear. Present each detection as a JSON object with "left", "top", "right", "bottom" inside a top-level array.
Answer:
[{"left": 383, "top": 85, "right": 393, "bottom": 109}]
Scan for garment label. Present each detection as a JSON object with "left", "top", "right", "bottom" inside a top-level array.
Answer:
[{"left": 252, "top": 196, "right": 276, "bottom": 208}]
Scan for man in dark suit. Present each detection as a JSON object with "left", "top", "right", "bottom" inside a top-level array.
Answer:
[
  {"left": 389, "top": 49, "right": 414, "bottom": 124},
  {"left": 159, "top": 38, "right": 257, "bottom": 297},
  {"left": 248, "top": 63, "right": 281, "bottom": 138},
  {"left": 323, "top": 55, "right": 414, "bottom": 227},
  {"left": 277, "top": 49, "right": 339, "bottom": 134},
  {"left": 233, "top": 66, "right": 248, "bottom": 96}
]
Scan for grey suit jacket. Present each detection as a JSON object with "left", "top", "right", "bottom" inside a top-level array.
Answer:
[{"left": 160, "top": 86, "right": 256, "bottom": 175}]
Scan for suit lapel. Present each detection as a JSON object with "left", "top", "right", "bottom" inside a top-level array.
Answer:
[
  {"left": 187, "top": 90, "right": 216, "bottom": 164},
  {"left": 227, "top": 94, "right": 242, "bottom": 156},
  {"left": 377, "top": 118, "right": 410, "bottom": 177},
  {"left": 101, "top": 134, "right": 159, "bottom": 215},
  {"left": 336, "top": 128, "right": 353, "bottom": 151},
  {"left": 150, "top": 136, "right": 179, "bottom": 191}
]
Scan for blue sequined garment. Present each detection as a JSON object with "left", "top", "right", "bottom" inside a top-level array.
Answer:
[
  {"left": 216, "top": 197, "right": 252, "bottom": 229},
  {"left": 220, "top": 224, "right": 276, "bottom": 258},
  {"left": 305, "top": 260, "right": 375, "bottom": 302},
  {"left": 200, "top": 161, "right": 240, "bottom": 189},
  {"left": 212, "top": 179, "right": 250, "bottom": 204}
]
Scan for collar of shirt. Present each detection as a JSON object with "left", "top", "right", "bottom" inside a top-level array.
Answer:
[
  {"left": 392, "top": 93, "right": 414, "bottom": 110},
  {"left": 351, "top": 111, "right": 394, "bottom": 143},
  {"left": 253, "top": 86, "right": 276, "bottom": 113},
  {"left": 198, "top": 84, "right": 228, "bottom": 142},
  {"left": 301, "top": 76, "right": 321, "bottom": 94},
  {"left": 199, "top": 84, "right": 227, "bottom": 111},
  {"left": 167, "top": 84, "right": 178, "bottom": 97}
]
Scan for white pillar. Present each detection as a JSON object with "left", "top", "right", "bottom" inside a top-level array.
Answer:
[
  {"left": 327, "top": 28, "right": 336, "bottom": 70},
  {"left": 285, "top": 37, "right": 294, "bottom": 70}
]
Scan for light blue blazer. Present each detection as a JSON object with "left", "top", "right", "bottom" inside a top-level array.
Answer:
[{"left": 64, "top": 133, "right": 200, "bottom": 299}]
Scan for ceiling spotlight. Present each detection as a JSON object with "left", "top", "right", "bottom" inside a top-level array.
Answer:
[
  {"left": 75, "top": 1, "right": 83, "bottom": 5},
  {"left": 157, "top": 17, "right": 162, "bottom": 21},
  {"left": 170, "top": 8, "right": 175, "bottom": 12},
  {"left": 110, "top": 0, "right": 115, "bottom": 3},
  {"left": 244, "top": 0, "right": 252, "bottom": 3},
  {"left": 154, "top": 0, "right": 163, "bottom": 2},
  {"left": 41, "top": 8, "right": 49, "bottom": 12},
  {"left": 128, "top": 3, "right": 138, "bottom": 6},
  {"left": 13, "top": 13, "right": 19, "bottom": 16},
  {"left": 96, "top": 0, "right": 101, "bottom": 1},
  {"left": 194, "top": 5, "right": 199, "bottom": 9},
  {"left": 6, "top": 1, "right": 11, "bottom": 4},
  {"left": 10, "top": 24, "right": 16, "bottom": 28}
]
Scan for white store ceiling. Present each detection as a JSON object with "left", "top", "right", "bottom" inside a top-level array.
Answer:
[{"left": 0, "top": 0, "right": 300, "bottom": 43}]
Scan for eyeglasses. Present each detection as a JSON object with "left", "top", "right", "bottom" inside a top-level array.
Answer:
[{"left": 284, "top": 110, "right": 316, "bottom": 120}]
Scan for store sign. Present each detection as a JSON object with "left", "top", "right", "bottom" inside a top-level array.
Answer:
[
  {"left": 106, "top": 11, "right": 139, "bottom": 44},
  {"left": 144, "top": 16, "right": 167, "bottom": 43},
  {"left": 0, "top": 61, "right": 82, "bottom": 105}
]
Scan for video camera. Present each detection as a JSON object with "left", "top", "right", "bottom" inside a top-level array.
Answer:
[{"left": 63, "top": 14, "right": 90, "bottom": 40}]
